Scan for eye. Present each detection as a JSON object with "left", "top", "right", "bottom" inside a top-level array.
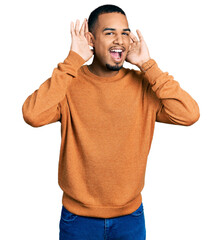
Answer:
[
  {"left": 105, "top": 32, "right": 114, "bottom": 35},
  {"left": 122, "top": 32, "right": 129, "bottom": 36}
]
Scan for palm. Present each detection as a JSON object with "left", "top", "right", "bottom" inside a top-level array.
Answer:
[
  {"left": 70, "top": 19, "right": 93, "bottom": 62},
  {"left": 126, "top": 30, "right": 150, "bottom": 67}
]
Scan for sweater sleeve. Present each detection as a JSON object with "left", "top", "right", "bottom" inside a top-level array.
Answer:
[
  {"left": 22, "top": 50, "right": 85, "bottom": 127},
  {"left": 143, "top": 59, "right": 200, "bottom": 126}
]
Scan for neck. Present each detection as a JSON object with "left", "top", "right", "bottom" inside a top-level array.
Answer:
[{"left": 87, "top": 57, "right": 121, "bottom": 78}]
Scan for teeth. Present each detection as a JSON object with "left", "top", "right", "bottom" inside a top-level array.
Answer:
[{"left": 110, "top": 49, "right": 123, "bottom": 52}]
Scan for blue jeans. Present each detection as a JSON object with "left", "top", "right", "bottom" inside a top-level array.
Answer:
[{"left": 59, "top": 202, "right": 146, "bottom": 240}]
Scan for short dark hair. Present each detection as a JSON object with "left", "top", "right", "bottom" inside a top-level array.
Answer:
[{"left": 88, "top": 4, "right": 126, "bottom": 36}]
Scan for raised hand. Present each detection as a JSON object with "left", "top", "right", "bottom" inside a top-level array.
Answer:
[
  {"left": 70, "top": 19, "right": 93, "bottom": 62},
  {"left": 126, "top": 29, "right": 151, "bottom": 69}
]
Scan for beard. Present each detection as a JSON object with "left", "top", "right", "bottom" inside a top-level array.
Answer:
[{"left": 106, "top": 63, "right": 123, "bottom": 71}]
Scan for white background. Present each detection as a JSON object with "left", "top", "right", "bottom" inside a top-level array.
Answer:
[{"left": 1, "top": 0, "right": 221, "bottom": 239}]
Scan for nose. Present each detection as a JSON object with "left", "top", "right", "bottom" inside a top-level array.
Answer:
[{"left": 113, "top": 33, "right": 123, "bottom": 45}]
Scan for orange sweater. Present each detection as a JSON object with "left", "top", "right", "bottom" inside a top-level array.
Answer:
[{"left": 22, "top": 50, "right": 200, "bottom": 218}]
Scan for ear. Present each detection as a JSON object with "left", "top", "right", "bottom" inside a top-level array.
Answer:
[{"left": 85, "top": 32, "right": 95, "bottom": 48}]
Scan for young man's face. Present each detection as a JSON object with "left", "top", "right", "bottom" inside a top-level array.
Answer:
[{"left": 91, "top": 12, "right": 131, "bottom": 71}]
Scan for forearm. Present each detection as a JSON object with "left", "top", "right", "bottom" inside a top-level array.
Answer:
[
  {"left": 22, "top": 50, "right": 85, "bottom": 127},
  {"left": 142, "top": 59, "right": 200, "bottom": 126}
]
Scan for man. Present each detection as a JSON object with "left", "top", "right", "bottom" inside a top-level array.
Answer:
[{"left": 22, "top": 4, "right": 200, "bottom": 240}]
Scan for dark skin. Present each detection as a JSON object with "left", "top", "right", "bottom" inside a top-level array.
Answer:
[{"left": 70, "top": 13, "right": 151, "bottom": 77}]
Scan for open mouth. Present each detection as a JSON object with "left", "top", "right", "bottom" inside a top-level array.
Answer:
[{"left": 109, "top": 48, "right": 125, "bottom": 62}]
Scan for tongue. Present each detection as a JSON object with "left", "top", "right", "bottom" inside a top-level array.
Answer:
[{"left": 110, "top": 52, "right": 121, "bottom": 60}]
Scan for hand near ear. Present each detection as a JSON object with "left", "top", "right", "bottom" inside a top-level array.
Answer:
[
  {"left": 126, "top": 29, "right": 151, "bottom": 69},
  {"left": 70, "top": 19, "right": 93, "bottom": 62}
]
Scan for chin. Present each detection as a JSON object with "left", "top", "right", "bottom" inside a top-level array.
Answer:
[{"left": 106, "top": 63, "right": 123, "bottom": 71}]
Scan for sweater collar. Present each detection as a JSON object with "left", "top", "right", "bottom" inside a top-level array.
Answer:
[{"left": 81, "top": 65, "right": 126, "bottom": 83}]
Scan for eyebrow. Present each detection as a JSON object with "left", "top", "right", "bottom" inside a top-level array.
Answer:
[{"left": 103, "top": 28, "right": 131, "bottom": 32}]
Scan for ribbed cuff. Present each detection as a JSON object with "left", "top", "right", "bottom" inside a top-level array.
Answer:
[
  {"left": 142, "top": 59, "right": 163, "bottom": 85},
  {"left": 66, "top": 50, "right": 86, "bottom": 68},
  {"left": 141, "top": 59, "right": 156, "bottom": 72},
  {"left": 60, "top": 50, "right": 86, "bottom": 77}
]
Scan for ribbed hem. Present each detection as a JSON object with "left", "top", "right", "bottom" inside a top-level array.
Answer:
[{"left": 62, "top": 192, "right": 142, "bottom": 218}]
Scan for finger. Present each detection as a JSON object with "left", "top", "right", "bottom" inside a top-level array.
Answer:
[
  {"left": 70, "top": 21, "right": 74, "bottom": 35},
  {"left": 80, "top": 18, "right": 86, "bottom": 36},
  {"left": 85, "top": 19, "right": 89, "bottom": 33},
  {"left": 136, "top": 29, "right": 144, "bottom": 42},
  {"left": 74, "top": 19, "right": 80, "bottom": 35},
  {"left": 129, "top": 32, "right": 138, "bottom": 42}
]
